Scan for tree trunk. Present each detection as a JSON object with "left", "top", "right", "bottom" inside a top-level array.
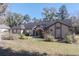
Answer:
[{"left": 72, "top": 27, "right": 76, "bottom": 43}]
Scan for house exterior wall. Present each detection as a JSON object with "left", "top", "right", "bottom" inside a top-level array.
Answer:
[
  {"left": 48, "top": 23, "right": 61, "bottom": 38},
  {"left": 62, "top": 24, "right": 70, "bottom": 39},
  {"left": 47, "top": 23, "right": 70, "bottom": 39},
  {"left": 48, "top": 25, "right": 55, "bottom": 36},
  {"left": 55, "top": 23, "right": 61, "bottom": 39}
]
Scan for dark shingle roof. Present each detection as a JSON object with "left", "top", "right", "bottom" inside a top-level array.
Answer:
[
  {"left": 24, "top": 19, "right": 72, "bottom": 30},
  {"left": 46, "top": 19, "right": 72, "bottom": 29}
]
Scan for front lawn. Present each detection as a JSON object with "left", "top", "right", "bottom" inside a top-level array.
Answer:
[{"left": 1, "top": 35, "right": 79, "bottom": 56}]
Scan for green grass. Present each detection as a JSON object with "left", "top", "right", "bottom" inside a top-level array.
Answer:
[{"left": 2, "top": 35, "right": 79, "bottom": 56}]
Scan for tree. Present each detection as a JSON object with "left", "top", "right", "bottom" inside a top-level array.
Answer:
[
  {"left": 32, "top": 17, "right": 41, "bottom": 23},
  {"left": 23, "top": 14, "right": 31, "bottom": 23},
  {"left": 6, "top": 12, "right": 24, "bottom": 28},
  {"left": 0, "top": 3, "right": 8, "bottom": 24},
  {"left": 6, "top": 13, "right": 16, "bottom": 28},
  {"left": 42, "top": 8, "right": 50, "bottom": 21},
  {"left": 58, "top": 5, "right": 69, "bottom": 20},
  {"left": 49, "top": 8, "right": 57, "bottom": 20},
  {"left": 42, "top": 7, "right": 57, "bottom": 21},
  {"left": 71, "top": 16, "right": 79, "bottom": 34},
  {"left": 0, "top": 3, "right": 8, "bottom": 14},
  {"left": 13, "top": 13, "right": 24, "bottom": 25}
]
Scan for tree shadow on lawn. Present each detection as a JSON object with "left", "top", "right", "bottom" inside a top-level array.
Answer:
[
  {"left": 0, "top": 47, "right": 78, "bottom": 56},
  {"left": 0, "top": 47, "right": 47, "bottom": 56}
]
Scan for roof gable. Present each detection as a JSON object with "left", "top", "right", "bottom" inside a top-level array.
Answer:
[
  {"left": 44, "top": 20, "right": 72, "bottom": 29},
  {"left": 24, "top": 19, "right": 72, "bottom": 30}
]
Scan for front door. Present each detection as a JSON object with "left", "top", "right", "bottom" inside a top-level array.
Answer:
[
  {"left": 55, "top": 28, "right": 61, "bottom": 39},
  {"left": 55, "top": 23, "right": 62, "bottom": 39}
]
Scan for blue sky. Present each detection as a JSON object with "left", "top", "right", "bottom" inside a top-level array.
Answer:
[{"left": 8, "top": 3, "right": 79, "bottom": 19}]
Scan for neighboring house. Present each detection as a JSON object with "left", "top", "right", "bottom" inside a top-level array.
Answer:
[
  {"left": 33, "top": 19, "right": 73, "bottom": 40},
  {"left": 0, "top": 24, "right": 10, "bottom": 32},
  {"left": 24, "top": 22, "right": 35, "bottom": 35},
  {"left": 24, "top": 22, "right": 41, "bottom": 35},
  {"left": 32, "top": 25, "right": 45, "bottom": 38},
  {"left": 11, "top": 24, "right": 25, "bottom": 34},
  {"left": 24, "top": 20, "right": 48, "bottom": 35}
]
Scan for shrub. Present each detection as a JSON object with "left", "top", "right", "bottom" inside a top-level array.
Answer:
[
  {"left": 19, "top": 34, "right": 25, "bottom": 39},
  {"left": 64, "top": 35, "right": 73, "bottom": 44},
  {"left": 23, "top": 30, "right": 29, "bottom": 36},
  {"left": 44, "top": 34, "right": 55, "bottom": 42},
  {"left": 1, "top": 33, "right": 17, "bottom": 40},
  {"left": 24, "top": 33, "right": 29, "bottom": 36}
]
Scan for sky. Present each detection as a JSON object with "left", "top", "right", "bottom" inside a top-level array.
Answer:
[{"left": 8, "top": 3, "right": 79, "bottom": 19}]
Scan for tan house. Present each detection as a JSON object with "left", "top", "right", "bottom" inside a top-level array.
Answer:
[
  {"left": 33, "top": 20, "right": 73, "bottom": 40},
  {"left": 45, "top": 20, "right": 72, "bottom": 39}
]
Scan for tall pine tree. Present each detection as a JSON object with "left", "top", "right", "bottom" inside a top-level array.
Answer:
[{"left": 58, "top": 5, "right": 69, "bottom": 20}]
